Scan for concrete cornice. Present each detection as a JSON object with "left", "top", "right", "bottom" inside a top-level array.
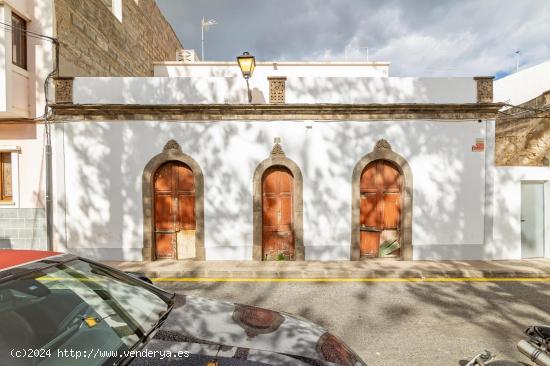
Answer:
[
  {"left": 51, "top": 103, "right": 503, "bottom": 121},
  {"left": 0, "top": 118, "right": 42, "bottom": 124}
]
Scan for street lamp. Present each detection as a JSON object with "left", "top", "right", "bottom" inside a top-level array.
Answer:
[{"left": 237, "top": 51, "right": 256, "bottom": 103}]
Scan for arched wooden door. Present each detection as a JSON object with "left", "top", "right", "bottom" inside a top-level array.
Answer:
[
  {"left": 360, "top": 160, "right": 402, "bottom": 258},
  {"left": 262, "top": 166, "right": 295, "bottom": 260},
  {"left": 153, "top": 161, "right": 196, "bottom": 260}
]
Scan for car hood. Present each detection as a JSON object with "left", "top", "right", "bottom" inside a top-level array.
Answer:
[{"left": 132, "top": 294, "right": 365, "bottom": 366}]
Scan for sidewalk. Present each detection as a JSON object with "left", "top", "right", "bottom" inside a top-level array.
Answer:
[{"left": 103, "top": 258, "right": 550, "bottom": 279}]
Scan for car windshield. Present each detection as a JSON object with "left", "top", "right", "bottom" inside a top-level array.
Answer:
[{"left": 0, "top": 259, "right": 171, "bottom": 366}]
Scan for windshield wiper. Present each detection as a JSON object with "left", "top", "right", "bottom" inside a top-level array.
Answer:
[{"left": 114, "top": 293, "right": 176, "bottom": 366}]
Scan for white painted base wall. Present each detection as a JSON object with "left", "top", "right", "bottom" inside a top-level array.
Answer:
[{"left": 51, "top": 119, "right": 549, "bottom": 261}]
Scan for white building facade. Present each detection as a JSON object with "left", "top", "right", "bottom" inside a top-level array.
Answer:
[
  {"left": 0, "top": 0, "right": 54, "bottom": 249},
  {"left": 46, "top": 63, "right": 550, "bottom": 262}
]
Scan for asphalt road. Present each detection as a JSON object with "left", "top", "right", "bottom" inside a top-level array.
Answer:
[{"left": 156, "top": 280, "right": 550, "bottom": 366}]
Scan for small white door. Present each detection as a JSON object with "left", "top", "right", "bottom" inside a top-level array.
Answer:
[{"left": 521, "top": 182, "right": 545, "bottom": 258}]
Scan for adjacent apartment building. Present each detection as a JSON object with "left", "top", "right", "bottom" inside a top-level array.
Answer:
[{"left": 0, "top": 0, "right": 182, "bottom": 249}]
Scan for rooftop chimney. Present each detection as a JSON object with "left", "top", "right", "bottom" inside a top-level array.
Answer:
[{"left": 176, "top": 49, "right": 201, "bottom": 62}]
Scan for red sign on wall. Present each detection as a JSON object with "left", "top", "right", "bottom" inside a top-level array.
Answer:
[{"left": 472, "top": 138, "right": 485, "bottom": 152}]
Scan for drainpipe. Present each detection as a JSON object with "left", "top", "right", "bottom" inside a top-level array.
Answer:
[{"left": 44, "top": 39, "right": 59, "bottom": 251}]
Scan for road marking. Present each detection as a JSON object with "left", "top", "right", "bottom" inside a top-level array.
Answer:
[{"left": 151, "top": 277, "right": 550, "bottom": 283}]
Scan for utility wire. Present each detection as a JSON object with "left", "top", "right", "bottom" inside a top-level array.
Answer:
[
  {"left": 498, "top": 106, "right": 550, "bottom": 118},
  {"left": 501, "top": 102, "right": 549, "bottom": 114},
  {"left": 0, "top": 20, "right": 57, "bottom": 42},
  {"left": 497, "top": 115, "right": 549, "bottom": 119},
  {"left": 0, "top": 20, "right": 59, "bottom": 120},
  {"left": 497, "top": 100, "right": 550, "bottom": 122}
]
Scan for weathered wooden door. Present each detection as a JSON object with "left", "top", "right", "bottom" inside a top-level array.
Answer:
[
  {"left": 360, "top": 160, "right": 402, "bottom": 258},
  {"left": 262, "top": 166, "right": 295, "bottom": 260},
  {"left": 154, "top": 162, "right": 196, "bottom": 260}
]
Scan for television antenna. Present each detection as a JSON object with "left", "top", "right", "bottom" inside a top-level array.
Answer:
[{"left": 201, "top": 17, "right": 217, "bottom": 61}]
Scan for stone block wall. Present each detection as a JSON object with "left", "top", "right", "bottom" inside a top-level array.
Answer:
[
  {"left": 55, "top": 0, "right": 182, "bottom": 76},
  {"left": 0, "top": 209, "right": 47, "bottom": 249},
  {"left": 495, "top": 91, "right": 550, "bottom": 166}
]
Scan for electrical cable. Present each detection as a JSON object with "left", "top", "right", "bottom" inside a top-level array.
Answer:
[
  {"left": 0, "top": 20, "right": 57, "bottom": 42},
  {"left": 498, "top": 101, "right": 550, "bottom": 121},
  {"left": 501, "top": 102, "right": 548, "bottom": 114}
]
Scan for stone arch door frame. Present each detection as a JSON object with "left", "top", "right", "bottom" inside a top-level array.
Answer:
[
  {"left": 142, "top": 140, "right": 205, "bottom": 261},
  {"left": 351, "top": 139, "right": 413, "bottom": 261},
  {"left": 253, "top": 140, "right": 305, "bottom": 261}
]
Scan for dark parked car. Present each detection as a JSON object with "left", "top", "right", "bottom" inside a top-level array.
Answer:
[{"left": 0, "top": 250, "right": 366, "bottom": 366}]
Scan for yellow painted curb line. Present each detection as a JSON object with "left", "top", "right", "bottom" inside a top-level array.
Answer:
[{"left": 151, "top": 277, "right": 550, "bottom": 283}]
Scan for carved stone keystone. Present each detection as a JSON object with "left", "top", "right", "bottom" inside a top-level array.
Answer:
[
  {"left": 271, "top": 137, "right": 286, "bottom": 157},
  {"left": 374, "top": 139, "right": 392, "bottom": 151},
  {"left": 163, "top": 139, "right": 182, "bottom": 152}
]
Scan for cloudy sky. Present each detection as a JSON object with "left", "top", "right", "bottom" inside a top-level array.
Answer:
[{"left": 156, "top": 0, "right": 550, "bottom": 77}]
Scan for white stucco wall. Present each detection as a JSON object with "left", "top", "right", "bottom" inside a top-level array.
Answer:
[
  {"left": 53, "top": 119, "right": 494, "bottom": 261},
  {"left": 286, "top": 77, "right": 476, "bottom": 104},
  {"left": 494, "top": 60, "right": 550, "bottom": 105},
  {"left": 73, "top": 76, "right": 477, "bottom": 105},
  {"left": 154, "top": 61, "right": 391, "bottom": 78}
]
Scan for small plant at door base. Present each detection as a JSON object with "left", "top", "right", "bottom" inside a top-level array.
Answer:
[
  {"left": 379, "top": 240, "right": 400, "bottom": 257},
  {"left": 276, "top": 253, "right": 286, "bottom": 261}
]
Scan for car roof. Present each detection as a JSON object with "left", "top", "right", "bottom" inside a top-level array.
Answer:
[{"left": 0, "top": 249, "right": 63, "bottom": 270}]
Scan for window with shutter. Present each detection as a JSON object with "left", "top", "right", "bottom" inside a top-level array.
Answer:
[
  {"left": 11, "top": 13, "right": 27, "bottom": 70},
  {"left": 0, "top": 153, "right": 13, "bottom": 202}
]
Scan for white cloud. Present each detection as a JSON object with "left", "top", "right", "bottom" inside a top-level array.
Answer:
[{"left": 156, "top": 0, "right": 550, "bottom": 76}]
